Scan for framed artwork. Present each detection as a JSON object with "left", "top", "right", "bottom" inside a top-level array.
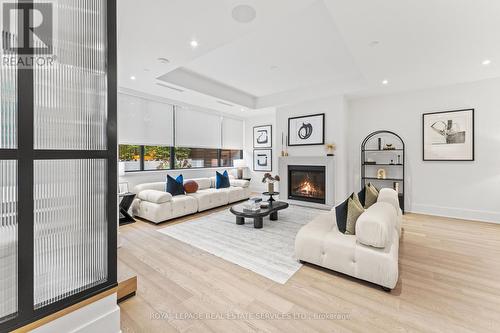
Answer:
[
  {"left": 423, "top": 109, "right": 474, "bottom": 161},
  {"left": 253, "top": 149, "right": 272, "bottom": 172},
  {"left": 288, "top": 113, "right": 325, "bottom": 146},
  {"left": 253, "top": 125, "right": 272, "bottom": 148}
]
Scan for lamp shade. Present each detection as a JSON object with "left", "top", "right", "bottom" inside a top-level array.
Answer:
[
  {"left": 118, "top": 161, "right": 126, "bottom": 176},
  {"left": 233, "top": 159, "right": 247, "bottom": 168}
]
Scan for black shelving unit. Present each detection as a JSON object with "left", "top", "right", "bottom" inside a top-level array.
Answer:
[{"left": 361, "top": 131, "right": 405, "bottom": 213}]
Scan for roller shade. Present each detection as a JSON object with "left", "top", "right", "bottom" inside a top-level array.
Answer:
[
  {"left": 118, "top": 93, "right": 174, "bottom": 146},
  {"left": 175, "top": 107, "right": 222, "bottom": 148},
  {"left": 222, "top": 117, "right": 244, "bottom": 149}
]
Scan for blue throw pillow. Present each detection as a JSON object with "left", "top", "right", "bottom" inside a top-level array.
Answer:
[
  {"left": 166, "top": 175, "right": 185, "bottom": 196},
  {"left": 216, "top": 170, "right": 230, "bottom": 189}
]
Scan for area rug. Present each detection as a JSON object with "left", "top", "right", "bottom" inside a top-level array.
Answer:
[{"left": 157, "top": 205, "right": 325, "bottom": 284}]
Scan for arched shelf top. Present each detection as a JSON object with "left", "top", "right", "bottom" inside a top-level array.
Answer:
[{"left": 361, "top": 130, "right": 405, "bottom": 150}]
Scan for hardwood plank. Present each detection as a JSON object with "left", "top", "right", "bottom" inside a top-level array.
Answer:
[{"left": 118, "top": 206, "right": 500, "bottom": 333}]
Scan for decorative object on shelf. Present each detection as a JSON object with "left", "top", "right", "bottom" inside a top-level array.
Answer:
[
  {"left": 288, "top": 113, "right": 325, "bottom": 146},
  {"left": 423, "top": 109, "right": 474, "bottom": 161},
  {"left": 383, "top": 143, "right": 395, "bottom": 150},
  {"left": 262, "top": 173, "right": 280, "bottom": 194},
  {"left": 325, "top": 143, "right": 336, "bottom": 156},
  {"left": 361, "top": 130, "right": 405, "bottom": 213},
  {"left": 253, "top": 125, "right": 272, "bottom": 148},
  {"left": 377, "top": 168, "right": 386, "bottom": 179},
  {"left": 393, "top": 182, "right": 400, "bottom": 193},
  {"left": 233, "top": 159, "right": 247, "bottom": 179},
  {"left": 253, "top": 149, "right": 272, "bottom": 171}
]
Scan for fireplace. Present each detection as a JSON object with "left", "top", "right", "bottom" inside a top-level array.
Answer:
[{"left": 288, "top": 165, "right": 326, "bottom": 204}]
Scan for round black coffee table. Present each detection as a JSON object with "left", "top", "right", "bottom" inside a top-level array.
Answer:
[
  {"left": 262, "top": 191, "right": 279, "bottom": 203},
  {"left": 230, "top": 201, "right": 289, "bottom": 229}
]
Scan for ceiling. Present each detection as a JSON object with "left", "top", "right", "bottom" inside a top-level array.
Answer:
[{"left": 118, "top": 0, "right": 500, "bottom": 117}]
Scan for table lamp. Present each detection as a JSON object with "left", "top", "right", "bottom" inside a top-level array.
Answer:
[{"left": 233, "top": 159, "right": 247, "bottom": 179}]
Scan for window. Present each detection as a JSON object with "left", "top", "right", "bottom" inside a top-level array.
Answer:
[
  {"left": 144, "top": 145, "right": 171, "bottom": 170},
  {"left": 119, "top": 145, "right": 243, "bottom": 171},
  {"left": 119, "top": 145, "right": 141, "bottom": 171},
  {"left": 175, "top": 147, "right": 219, "bottom": 169},
  {"left": 220, "top": 149, "right": 243, "bottom": 167}
]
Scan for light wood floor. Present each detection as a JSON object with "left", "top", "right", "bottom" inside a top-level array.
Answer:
[{"left": 118, "top": 206, "right": 500, "bottom": 333}]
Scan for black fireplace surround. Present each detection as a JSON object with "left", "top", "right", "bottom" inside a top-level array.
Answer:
[{"left": 288, "top": 165, "right": 326, "bottom": 204}]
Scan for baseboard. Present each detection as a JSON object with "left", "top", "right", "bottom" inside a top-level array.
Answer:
[
  {"left": 29, "top": 293, "right": 121, "bottom": 333},
  {"left": 409, "top": 204, "right": 500, "bottom": 224}
]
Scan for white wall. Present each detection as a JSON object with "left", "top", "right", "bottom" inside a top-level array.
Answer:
[
  {"left": 243, "top": 110, "right": 277, "bottom": 192},
  {"left": 347, "top": 78, "right": 500, "bottom": 223},
  {"left": 276, "top": 96, "right": 349, "bottom": 201}
]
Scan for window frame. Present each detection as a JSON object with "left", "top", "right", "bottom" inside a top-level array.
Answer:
[{"left": 119, "top": 145, "right": 243, "bottom": 172}]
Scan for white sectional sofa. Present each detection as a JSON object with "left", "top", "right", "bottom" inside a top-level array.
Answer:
[
  {"left": 132, "top": 176, "right": 251, "bottom": 224},
  {"left": 295, "top": 188, "right": 402, "bottom": 291}
]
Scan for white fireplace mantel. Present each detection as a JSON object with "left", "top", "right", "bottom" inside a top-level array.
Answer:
[{"left": 278, "top": 156, "right": 335, "bottom": 210}]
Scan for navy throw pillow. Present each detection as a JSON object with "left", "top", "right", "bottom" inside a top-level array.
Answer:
[
  {"left": 216, "top": 170, "right": 230, "bottom": 189},
  {"left": 166, "top": 175, "right": 185, "bottom": 196},
  {"left": 335, "top": 197, "right": 349, "bottom": 233},
  {"left": 358, "top": 187, "right": 366, "bottom": 207}
]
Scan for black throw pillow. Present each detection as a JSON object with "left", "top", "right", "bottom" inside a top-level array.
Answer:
[
  {"left": 335, "top": 197, "right": 349, "bottom": 233},
  {"left": 166, "top": 175, "right": 185, "bottom": 196},
  {"left": 358, "top": 187, "right": 366, "bottom": 207}
]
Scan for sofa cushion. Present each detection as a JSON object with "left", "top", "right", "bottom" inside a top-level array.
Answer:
[
  {"left": 335, "top": 197, "right": 349, "bottom": 233},
  {"left": 219, "top": 186, "right": 247, "bottom": 203},
  {"left": 137, "top": 190, "right": 172, "bottom": 204},
  {"left": 187, "top": 188, "right": 229, "bottom": 211},
  {"left": 134, "top": 182, "right": 165, "bottom": 193},
  {"left": 345, "top": 196, "right": 365, "bottom": 235},
  {"left": 216, "top": 171, "right": 230, "bottom": 189},
  {"left": 170, "top": 195, "right": 198, "bottom": 218},
  {"left": 167, "top": 175, "right": 185, "bottom": 196},
  {"left": 356, "top": 202, "right": 396, "bottom": 248},
  {"left": 364, "top": 183, "right": 379, "bottom": 209},
  {"left": 229, "top": 179, "right": 250, "bottom": 188},
  {"left": 185, "top": 178, "right": 210, "bottom": 190}
]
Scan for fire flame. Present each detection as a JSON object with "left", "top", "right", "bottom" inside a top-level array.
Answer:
[{"left": 297, "top": 180, "right": 319, "bottom": 196}]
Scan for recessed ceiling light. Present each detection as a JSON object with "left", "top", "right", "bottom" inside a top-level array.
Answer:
[
  {"left": 190, "top": 40, "right": 199, "bottom": 48},
  {"left": 232, "top": 5, "right": 257, "bottom": 23},
  {"left": 382, "top": 79, "right": 389, "bottom": 85},
  {"left": 130, "top": 76, "right": 136, "bottom": 80},
  {"left": 369, "top": 40, "right": 380, "bottom": 47},
  {"left": 240, "top": 108, "right": 246, "bottom": 112},
  {"left": 143, "top": 68, "right": 150, "bottom": 72},
  {"left": 270, "top": 65, "right": 279, "bottom": 70},
  {"left": 157, "top": 57, "right": 170, "bottom": 64},
  {"left": 482, "top": 59, "right": 491, "bottom": 66}
]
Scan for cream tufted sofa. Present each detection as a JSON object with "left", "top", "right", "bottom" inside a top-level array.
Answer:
[
  {"left": 132, "top": 177, "right": 251, "bottom": 224},
  {"left": 295, "top": 188, "right": 402, "bottom": 291}
]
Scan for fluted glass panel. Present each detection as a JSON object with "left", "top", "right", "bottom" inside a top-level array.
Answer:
[
  {"left": 33, "top": 0, "right": 107, "bottom": 150},
  {"left": 33, "top": 159, "right": 107, "bottom": 309},
  {"left": 0, "top": 0, "right": 18, "bottom": 149},
  {"left": 0, "top": 161, "right": 17, "bottom": 322}
]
